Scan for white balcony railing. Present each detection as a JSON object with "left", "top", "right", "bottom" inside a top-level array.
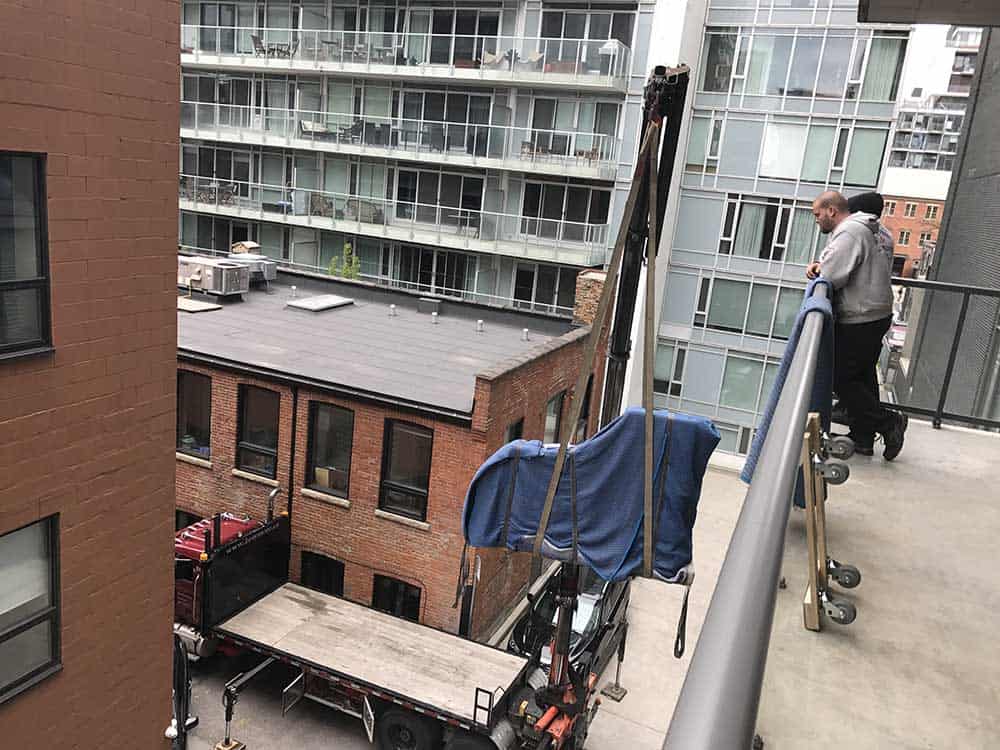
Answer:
[
  {"left": 180, "top": 101, "right": 619, "bottom": 176},
  {"left": 180, "top": 25, "right": 631, "bottom": 86},
  {"left": 178, "top": 174, "right": 610, "bottom": 265}
]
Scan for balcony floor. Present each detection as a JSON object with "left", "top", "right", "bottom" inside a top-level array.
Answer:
[{"left": 589, "top": 419, "right": 1000, "bottom": 749}]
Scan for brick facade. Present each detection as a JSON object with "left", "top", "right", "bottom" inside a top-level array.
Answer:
[
  {"left": 882, "top": 195, "right": 944, "bottom": 277},
  {"left": 176, "top": 277, "right": 606, "bottom": 639},
  {"left": 0, "top": 1, "right": 178, "bottom": 745}
]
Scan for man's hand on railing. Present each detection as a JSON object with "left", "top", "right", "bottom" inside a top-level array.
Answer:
[{"left": 805, "top": 261, "right": 822, "bottom": 280}]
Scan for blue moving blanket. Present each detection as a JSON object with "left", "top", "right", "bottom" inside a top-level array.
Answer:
[{"left": 462, "top": 407, "right": 720, "bottom": 583}]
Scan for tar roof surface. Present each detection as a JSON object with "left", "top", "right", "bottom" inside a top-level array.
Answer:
[{"left": 177, "top": 275, "right": 575, "bottom": 416}]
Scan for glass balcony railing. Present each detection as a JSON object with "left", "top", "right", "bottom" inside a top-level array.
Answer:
[
  {"left": 179, "top": 102, "right": 619, "bottom": 175},
  {"left": 178, "top": 174, "right": 610, "bottom": 264},
  {"left": 179, "top": 25, "right": 631, "bottom": 86}
]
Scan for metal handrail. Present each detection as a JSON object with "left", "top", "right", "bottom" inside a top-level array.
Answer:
[{"left": 663, "top": 284, "right": 828, "bottom": 749}]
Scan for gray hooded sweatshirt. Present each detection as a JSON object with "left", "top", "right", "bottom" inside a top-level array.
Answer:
[{"left": 819, "top": 212, "right": 894, "bottom": 324}]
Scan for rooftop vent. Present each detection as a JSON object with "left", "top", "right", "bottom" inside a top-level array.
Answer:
[{"left": 286, "top": 294, "right": 355, "bottom": 312}]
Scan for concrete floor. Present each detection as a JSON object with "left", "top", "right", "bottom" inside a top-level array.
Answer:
[{"left": 182, "top": 419, "right": 1000, "bottom": 750}]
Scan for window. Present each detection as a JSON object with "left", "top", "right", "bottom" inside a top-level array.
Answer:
[
  {"left": 544, "top": 391, "right": 565, "bottom": 443},
  {"left": 654, "top": 343, "right": 685, "bottom": 397},
  {"left": 700, "top": 278, "right": 803, "bottom": 340},
  {"left": 504, "top": 418, "right": 524, "bottom": 443},
  {"left": 904, "top": 203, "right": 917, "bottom": 218},
  {"left": 787, "top": 36, "right": 821, "bottom": 97},
  {"left": 744, "top": 35, "right": 793, "bottom": 96},
  {"left": 372, "top": 575, "right": 421, "bottom": 622},
  {"left": 301, "top": 551, "right": 344, "bottom": 597},
  {"left": 761, "top": 123, "right": 808, "bottom": 180},
  {"left": 0, "top": 516, "right": 59, "bottom": 704},
  {"left": 898, "top": 230, "right": 911, "bottom": 246},
  {"left": 574, "top": 376, "right": 593, "bottom": 442},
  {"left": 177, "top": 371, "right": 212, "bottom": 459},
  {"left": 237, "top": 385, "right": 280, "bottom": 478},
  {"left": 306, "top": 402, "right": 354, "bottom": 498},
  {"left": 885, "top": 200, "right": 896, "bottom": 216},
  {"left": 701, "top": 29, "right": 737, "bottom": 92},
  {"left": 721, "top": 357, "right": 779, "bottom": 412},
  {"left": 845, "top": 128, "right": 889, "bottom": 187},
  {"left": 925, "top": 204, "right": 939, "bottom": 220},
  {"left": 175, "top": 510, "right": 202, "bottom": 531},
  {"left": 919, "top": 231, "right": 932, "bottom": 245},
  {"left": 379, "top": 420, "right": 433, "bottom": 521},
  {"left": 860, "top": 35, "right": 907, "bottom": 101},
  {"left": 1, "top": 153, "right": 50, "bottom": 357}
]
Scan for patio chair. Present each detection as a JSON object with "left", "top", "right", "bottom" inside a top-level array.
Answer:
[
  {"left": 251, "top": 35, "right": 267, "bottom": 57},
  {"left": 516, "top": 50, "right": 543, "bottom": 71}
]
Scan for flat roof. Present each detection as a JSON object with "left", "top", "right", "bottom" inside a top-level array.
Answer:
[{"left": 177, "top": 271, "right": 576, "bottom": 418}]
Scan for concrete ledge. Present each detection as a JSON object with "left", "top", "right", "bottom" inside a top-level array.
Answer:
[
  {"left": 176, "top": 452, "right": 213, "bottom": 469},
  {"left": 231, "top": 468, "right": 280, "bottom": 487},
  {"left": 300, "top": 487, "right": 351, "bottom": 508},
  {"left": 374, "top": 508, "right": 431, "bottom": 532}
]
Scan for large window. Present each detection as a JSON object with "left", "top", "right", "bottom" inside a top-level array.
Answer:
[
  {"left": 177, "top": 371, "right": 212, "bottom": 459},
  {"left": 700, "top": 29, "right": 737, "bottom": 92},
  {"left": 860, "top": 35, "right": 907, "bottom": 101},
  {"left": 759, "top": 122, "right": 888, "bottom": 188},
  {"left": 698, "top": 277, "right": 803, "bottom": 340},
  {"left": 306, "top": 402, "right": 354, "bottom": 498},
  {"left": 372, "top": 575, "right": 421, "bottom": 622},
  {"left": 0, "top": 516, "right": 59, "bottom": 704},
  {"left": 237, "top": 385, "right": 280, "bottom": 478},
  {"left": 379, "top": 420, "right": 433, "bottom": 521},
  {"left": 1, "top": 153, "right": 50, "bottom": 357},
  {"left": 544, "top": 391, "right": 565, "bottom": 443},
  {"left": 301, "top": 551, "right": 345, "bottom": 597},
  {"left": 721, "top": 356, "right": 779, "bottom": 411},
  {"left": 654, "top": 343, "right": 686, "bottom": 397},
  {"left": 720, "top": 195, "right": 821, "bottom": 264}
]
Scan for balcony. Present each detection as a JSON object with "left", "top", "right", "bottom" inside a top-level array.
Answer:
[
  {"left": 180, "top": 102, "right": 619, "bottom": 181},
  {"left": 178, "top": 174, "right": 609, "bottom": 267},
  {"left": 179, "top": 25, "right": 631, "bottom": 93}
]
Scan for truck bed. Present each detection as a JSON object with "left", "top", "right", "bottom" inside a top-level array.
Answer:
[{"left": 217, "top": 583, "right": 530, "bottom": 725}]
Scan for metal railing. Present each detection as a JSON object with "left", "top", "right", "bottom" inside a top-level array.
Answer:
[
  {"left": 180, "top": 101, "right": 618, "bottom": 175},
  {"left": 178, "top": 174, "right": 609, "bottom": 265},
  {"left": 179, "top": 244, "right": 575, "bottom": 317},
  {"left": 881, "top": 276, "right": 1000, "bottom": 431},
  {"left": 663, "top": 284, "right": 829, "bottom": 748},
  {"left": 179, "top": 25, "right": 631, "bottom": 85}
]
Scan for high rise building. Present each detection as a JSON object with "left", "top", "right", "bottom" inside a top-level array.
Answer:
[
  {"left": 641, "top": 1, "right": 909, "bottom": 455},
  {"left": 177, "top": 0, "right": 660, "bottom": 317}
]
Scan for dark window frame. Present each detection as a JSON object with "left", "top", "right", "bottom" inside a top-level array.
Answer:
[
  {"left": 175, "top": 509, "right": 203, "bottom": 531},
  {"left": 236, "top": 384, "right": 280, "bottom": 479},
  {"left": 0, "top": 515, "right": 61, "bottom": 705},
  {"left": 504, "top": 417, "right": 524, "bottom": 443},
  {"left": 305, "top": 401, "right": 355, "bottom": 499},
  {"left": 544, "top": 390, "right": 566, "bottom": 443},
  {"left": 379, "top": 419, "right": 434, "bottom": 522},
  {"left": 0, "top": 152, "right": 52, "bottom": 360},
  {"left": 300, "top": 551, "right": 345, "bottom": 598},
  {"left": 372, "top": 574, "right": 421, "bottom": 622},
  {"left": 176, "top": 370, "right": 212, "bottom": 459}
]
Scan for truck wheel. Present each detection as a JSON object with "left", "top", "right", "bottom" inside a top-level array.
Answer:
[
  {"left": 377, "top": 708, "right": 441, "bottom": 750},
  {"left": 445, "top": 732, "right": 496, "bottom": 750}
]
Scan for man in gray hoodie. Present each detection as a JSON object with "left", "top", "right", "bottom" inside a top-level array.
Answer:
[{"left": 807, "top": 190, "right": 907, "bottom": 459}]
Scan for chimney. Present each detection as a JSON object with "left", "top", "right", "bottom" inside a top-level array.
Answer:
[{"left": 573, "top": 269, "right": 607, "bottom": 326}]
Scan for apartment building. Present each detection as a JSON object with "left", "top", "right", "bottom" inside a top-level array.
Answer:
[
  {"left": 177, "top": 0, "right": 657, "bottom": 317},
  {"left": 645, "top": 0, "right": 908, "bottom": 454},
  {"left": 0, "top": 1, "right": 177, "bottom": 745},
  {"left": 175, "top": 270, "right": 606, "bottom": 638},
  {"left": 879, "top": 193, "right": 941, "bottom": 276}
]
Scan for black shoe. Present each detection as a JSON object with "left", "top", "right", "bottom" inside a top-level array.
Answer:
[{"left": 882, "top": 413, "right": 908, "bottom": 461}]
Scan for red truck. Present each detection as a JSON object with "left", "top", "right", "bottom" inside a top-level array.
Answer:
[{"left": 174, "top": 509, "right": 600, "bottom": 750}]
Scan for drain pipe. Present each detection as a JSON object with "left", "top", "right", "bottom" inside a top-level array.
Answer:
[{"left": 287, "top": 385, "right": 299, "bottom": 519}]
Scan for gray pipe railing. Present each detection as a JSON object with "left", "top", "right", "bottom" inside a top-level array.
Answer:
[{"left": 663, "top": 284, "right": 828, "bottom": 749}]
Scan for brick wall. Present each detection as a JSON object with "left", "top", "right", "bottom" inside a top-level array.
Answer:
[
  {"left": 882, "top": 195, "right": 944, "bottom": 277},
  {"left": 0, "top": 1, "right": 178, "bottom": 745}
]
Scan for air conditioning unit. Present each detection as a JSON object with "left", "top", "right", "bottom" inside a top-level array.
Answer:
[{"left": 178, "top": 256, "right": 250, "bottom": 297}]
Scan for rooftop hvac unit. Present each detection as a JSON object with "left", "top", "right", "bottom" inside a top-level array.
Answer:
[
  {"left": 226, "top": 252, "right": 278, "bottom": 282},
  {"left": 178, "top": 256, "right": 250, "bottom": 297}
]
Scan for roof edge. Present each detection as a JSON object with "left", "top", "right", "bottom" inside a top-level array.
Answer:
[{"left": 475, "top": 325, "right": 591, "bottom": 382}]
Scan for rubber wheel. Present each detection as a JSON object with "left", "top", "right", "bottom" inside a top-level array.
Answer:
[
  {"left": 445, "top": 732, "right": 496, "bottom": 750},
  {"left": 829, "top": 600, "right": 857, "bottom": 625},
  {"left": 833, "top": 564, "right": 861, "bottom": 589},
  {"left": 377, "top": 708, "right": 441, "bottom": 750}
]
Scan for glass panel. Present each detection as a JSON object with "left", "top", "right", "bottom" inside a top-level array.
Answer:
[
  {"left": 240, "top": 386, "right": 279, "bottom": 450},
  {"left": 802, "top": 125, "right": 835, "bottom": 181},
  {"left": 816, "top": 36, "right": 852, "bottom": 98},
  {"left": 0, "top": 520, "right": 52, "bottom": 633},
  {"left": 0, "top": 619, "right": 52, "bottom": 689},
  {"left": 761, "top": 123, "right": 807, "bottom": 179},
  {"left": 514, "top": 264, "right": 535, "bottom": 303},
  {"left": 786, "top": 208, "right": 817, "bottom": 263},
  {"left": 701, "top": 31, "right": 736, "bottom": 92},
  {"left": 544, "top": 392, "right": 564, "bottom": 443},
  {"left": 536, "top": 264, "right": 557, "bottom": 307},
  {"left": 0, "top": 288, "right": 43, "bottom": 348},
  {"left": 686, "top": 118, "right": 709, "bottom": 170},
  {"left": 720, "top": 357, "right": 764, "bottom": 409},
  {"left": 309, "top": 403, "right": 354, "bottom": 495},
  {"left": 845, "top": 129, "right": 888, "bottom": 187},
  {"left": 386, "top": 423, "right": 432, "bottom": 491},
  {"left": 0, "top": 155, "right": 41, "bottom": 281},
  {"left": 654, "top": 343, "right": 674, "bottom": 393},
  {"left": 177, "top": 371, "right": 211, "bottom": 458},
  {"left": 557, "top": 268, "right": 576, "bottom": 310},
  {"left": 746, "top": 285, "right": 777, "bottom": 336},
  {"left": 773, "top": 287, "right": 802, "bottom": 339},
  {"left": 787, "top": 36, "right": 821, "bottom": 97},
  {"left": 746, "top": 35, "right": 793, "bottom": 95},
  {"left": 707, "top": 279, "right": 750, "bottom": 331},
  {"left": 733, "top": 204, "right": 766, "bottom": 258},
  {"left": 761, "top": 362, "right": 779, "bottom": 410},
  {"left": 861, "top": 37, "right": 906, "bottom": 101}
]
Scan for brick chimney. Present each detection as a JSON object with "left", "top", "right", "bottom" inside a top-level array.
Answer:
[{"left": 573, "top": 269, "right": 606, "bottom": 326}]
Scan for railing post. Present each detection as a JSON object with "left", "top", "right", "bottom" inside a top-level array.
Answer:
[{"left": 933, "top": 290, "right": 971, "bottom": 429}]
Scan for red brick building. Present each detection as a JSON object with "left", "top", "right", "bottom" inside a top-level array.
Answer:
[
  {"left": 0, "top": 1, "right": 178, "bottom": 745},
  {"left": 881, "top": 195, "right": 943, "bottom": 277},
  {"left": 175, "top": 269, "right": 606, "bottom": 639}
]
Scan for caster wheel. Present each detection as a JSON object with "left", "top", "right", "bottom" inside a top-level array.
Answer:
[
  {"left": 830, "top": 563, "right": 861, "bottom": 589},
  {"left": 820, "top": 459, "right": 850, "bottom": 485},
  {"left": 827, "top": 435, "right": 855, "bottom": 460},
  {"left": 827, "top": 599, "right": 856, "bottom": 625}
]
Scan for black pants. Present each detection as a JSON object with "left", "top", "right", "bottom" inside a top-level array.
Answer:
[{"left": 834, "top": 317, "right": 894, "bottom": 441}]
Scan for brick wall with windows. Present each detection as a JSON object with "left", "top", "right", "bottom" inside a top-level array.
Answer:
[
  {"left": 175, "top": 316, "right": 604, "bottom": 638},
  {"left": 882, "top": 194, "right": 944, "bottom": 277},
  {"left": 0, "top": 0, "right": 177, "bottom": 743}
]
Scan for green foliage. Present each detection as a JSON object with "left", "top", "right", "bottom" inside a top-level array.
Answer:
[{"left": 327, "top": 241, "right": 360, "bottom": 280}]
